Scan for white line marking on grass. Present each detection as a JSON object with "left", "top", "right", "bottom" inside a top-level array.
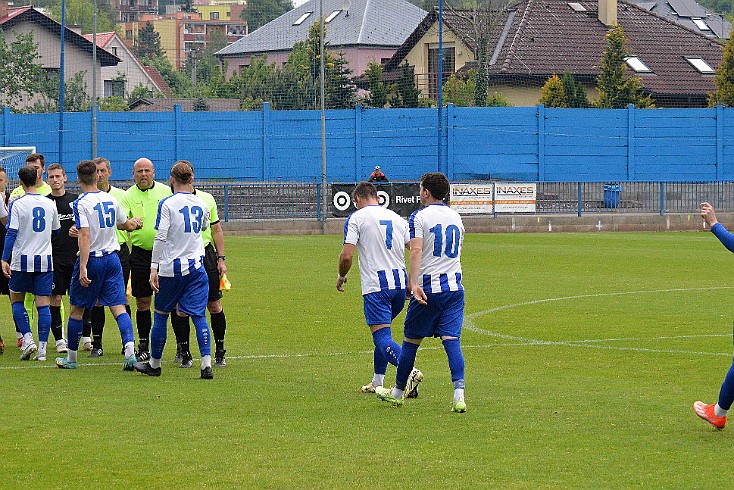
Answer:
[{"left": 464, "top": 286, "right": 734, "bottom": 357}]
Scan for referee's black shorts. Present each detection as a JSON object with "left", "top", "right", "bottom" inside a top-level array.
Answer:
[
  {"left": 129, "top": 245, "right": 154, "bottom": 298},
  {"left": 203, "top": 244, "right": 223, "bottom": 303}
]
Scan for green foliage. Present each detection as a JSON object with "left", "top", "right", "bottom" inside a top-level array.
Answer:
[
  {"left": 709, "top": 26, "right": 734, "bottom": 106},
  {"left": 193, "top": 97, "right": 209, "bottom": 111},
  {"left": 392, "top": 62, "right": 421, "bottom": 108},
  {"left": 539, "top": 74, "right": 568, "bottom": 107},
  {"left": 25, "top": 71, "right": 90, "bottom": 113},
  {"left": 48, "top": 0, "right": 116, "bottom": 34},
  {"left": 142, "top": 54, "right": 191, "bottom": 96},
  {"left": 240, "top": 0, "right": 293, "bottom": 31},
  {"left": 443, "top": 72, "right": 476, "bottom": 107},
  {"left": 127, "top": 83, "right": 161, "bottom": 105},
  {"left": 135, "top": 22, "right": 163, "bottom": 59},
  {"left": 474, "top": 45, "right": 489, "bottom": 107},
  {"left": 486, "top": 91, "right": 510, "bottom": 106},
  {"left": 595, "top": 25, "right": 654, "bottom": 108},
  {"left": 561, "top": 70, "right": 590, "bottom": 108},
  {"left": 363, "top": 62, "right": 388, "bottom": 108},
  {"left": 98, "top": 96, "right": 129, "bottom": 111},
  {"left": 0, "top": 30, "right": 45, "bottom": 110},
  {"left": 697, "top": 0, "right": 734, "bottom": 16}
]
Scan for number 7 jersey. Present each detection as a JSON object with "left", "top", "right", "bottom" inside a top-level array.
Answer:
[
  {"left": 408, "top": 203, "right": 465, "bottom": 293},
  {"left": 153, "top": 192, "right": 210, "bottom": 277},
  {"left": 73, "top": 190, "right": 128, "bottom": 256}
]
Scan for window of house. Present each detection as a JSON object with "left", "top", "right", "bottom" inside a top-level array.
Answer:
[
  {"left": 294, "top": 11, "right": 312, "bottom": 25},
  {"left": 686, "top": 57, "right": 715, "bottom": 73},
  {"left": 325, "top": 10, "right": 341, "bottom": 23},
  {"left": 210, "top": 12, "right": 219, "bottom": 20},
  {"left": 624, "top": 56, "right": 652, "bottom": 73},
  {"left": 111, "top": 46, "right": 118, "bottom": 56},
  {"left": 428, "top": 45, "right": 456, "bottom": 99},
  {"left": 104, "top": 79, "right": 125, "bottom": 98},
  {"left": 692, "top": 18, "right": 710, "bottom": 30},
  {"left": 568, "top": 2, "right": 587, "bottom": 11}
]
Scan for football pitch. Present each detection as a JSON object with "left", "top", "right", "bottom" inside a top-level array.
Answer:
[{"left": 4, "top": 231, "right": 734, "bottom": 487}]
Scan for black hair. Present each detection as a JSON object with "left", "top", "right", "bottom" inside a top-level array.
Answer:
[
  {"left": 77, "top": 160, "right": 97, "bottom": 185},
  {"left": 420, "top": 172, "right": 450, "bottom": 200},
  {"left": 18, "top": 166, "right": 38, "bottom": 187}
]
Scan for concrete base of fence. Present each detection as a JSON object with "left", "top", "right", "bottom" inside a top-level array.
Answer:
[{"left": 220, "top": 213, "right": 716, "bottom": 235}]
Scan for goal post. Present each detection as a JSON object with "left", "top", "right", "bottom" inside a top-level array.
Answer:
[{"left": 0, "top": 146, "right": 37, "bottom": 188}]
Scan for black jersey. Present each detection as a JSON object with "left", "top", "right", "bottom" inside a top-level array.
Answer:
[{"left": 48, "top": 191, "right": 79, "bottom": 266}]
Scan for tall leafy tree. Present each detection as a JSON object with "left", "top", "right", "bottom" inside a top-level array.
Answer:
[
  {"left": 595, "top": 25, "right": 653, "bottom": 108},
  {"left": 364, "top": 62, "right": 388, "bottom": 108},
  {"left": 135, "top": 22, "right": 163, "bottom": 59},
  {"left": 393, "top": 62, "right": 421, "bottom": 108},
  {"left": 561, "top": 70, "right": 590, "bottom": 108},
  {"left": 49, "top": 0, "right": 116, "bottom": 34},
  {"left": 443, "top": 71, "right": 476, "bottom": 106},
  {"left": 709, "top": 26, "right": 734, "bottom": 106},
  {"left": 241, "top": 0, "right": 293, "bottom": 31},
  {"left": 0, "top": 30, "right": 45, "bottom": 110},
  {"left": 539, "top": 74, "right": 568, "bottom": 107}
]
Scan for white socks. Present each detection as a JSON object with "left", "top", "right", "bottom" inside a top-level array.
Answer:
[
  {"left": 715, "top": 403, "right": 728, "bottom": 418},
  {"left": 391, "top": 387, "right": 405, "bottom": 399},
  {"left": 454, "top": 388, "right": 465, "bottom": 403},
  {"left": 68, "top": 350, "right": 78, "bottom": 363},
  {"left": 150, "top": 358, "right": 162, "bottom": 369},
  {"left": 124, "top": 342, "right": 135, "bottom": 358},
  {"left": 201, "top": 355, "right": 212, "bottom": 369},
  {"left": 372, "top": 374, "right": 385, "bottom": 387}
]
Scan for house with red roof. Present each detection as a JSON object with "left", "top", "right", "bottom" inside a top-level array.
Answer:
[
  {"left": 82, "top": 31, "right": 171, "bottom": 98},
  {"left": 384, "top": 0, "right": 725, "bottom": 107},
  {"left": 0, "top": 0, "right": 120, "bottom": 109}
]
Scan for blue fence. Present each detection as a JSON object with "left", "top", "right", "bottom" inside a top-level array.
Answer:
[{"left": 2, "top": 104, "right": 733, "bottom": 183}]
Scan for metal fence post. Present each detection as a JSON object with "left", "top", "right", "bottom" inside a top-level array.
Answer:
[
  {"left": 577, "top": 182, "right": 582, "bottom": 217},
  {"left": 659, "top": 182, "right": 664, "bottom": 216}
]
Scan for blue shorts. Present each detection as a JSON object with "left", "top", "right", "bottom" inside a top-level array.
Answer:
[
  {"left": 404, "top": 290, "right": 465, "bottom": 339},
  {"left": 154, "top": 267, "right": 208, "bottom": 317},
  {"left": 363, "top": 288, "right": 407, "bottom": 326},
  {"left": 9, "top": 270, "right": 53, "bottom": 297},
  {"left": 70, "top": 254, "right": 127, "bottom": 309}
]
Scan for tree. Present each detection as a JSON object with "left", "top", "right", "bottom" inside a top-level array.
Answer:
[
  {"left": 363, "top": 62, "right": 388, "bottom": 108},
  {"left": 561, "top": 70, "right": 590, "bottom": 108},
  {"left": 0, "top": 30, "right": 45, "bottom": 110},
  {"left": 135, "top": 22, "right": 163, "bottom": 59},
  {"left": 98, "top": 96, "right": 129, "bottom": 111},
  {"left": 241, "top": 0, "right": 293, "bottom": 31},
  {"left": 539, "top": 75, "right": 568, "bottom": 107},
  {"left": 709, "top": 25, "right": 734, "bottom": 106},
  {"left": 142, "top": 54, "right": 191, "bottom": 96},
  {"left": 49, "top": 0, "right": 115, "bottom": 34},
  {"left": 26, "top": 71, "right": 90, "bottom": 113},
  {"left": 595, "top": 25, "right": 654, "bottom": 108},
  {"left": 127, "top": 83, "right": 161, "bottom": 105},
  {"left": 443, "top": 72, "right": 476, "bottom": 106},
  {"left": 392, "top": 62, "right": 421, "bottom": 108}
]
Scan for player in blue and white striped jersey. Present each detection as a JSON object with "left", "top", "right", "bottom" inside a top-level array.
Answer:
[
  {"left": 55, "top": 160, "right": 143, "bottom": 371},
  {"left": 336, "top": 182, "right": 422, "bottom": 397},
  {"left": 376, "top": 172, "right": 467, "bottom": 412},
  {"left": 133, "top": 161, "right": 214, "bottom": 379},
  {"left": 1, "top": 165, "right": 60, "bottom": 361}
]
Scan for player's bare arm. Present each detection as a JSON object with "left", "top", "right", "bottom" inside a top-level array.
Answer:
[
  {"left": 701, "top": 202, "right": 719, "bottom": 227},
  {"left": 78, "top": 227, "right": 92, "bottom": 287},
  {"left": 212, "top": 222, "right": 227, "bottom": 277},
  {"left": 118, "top": 217, "right": 143, "bottom": 232},
  {"left": 408, "top": 237, "right": 427, "bottom": 304},
  {"left": 336, "top": 243, "right": 356, "bottom": 292}
]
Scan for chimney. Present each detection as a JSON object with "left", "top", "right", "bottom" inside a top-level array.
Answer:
[
  {"left": 68, "top": 24, "right": 83, "bottom": 34},
  {"left": 598, "top": 0, "right": 617, "bottom": 26}
]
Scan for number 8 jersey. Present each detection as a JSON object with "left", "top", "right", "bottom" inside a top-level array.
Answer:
[
  {"left": 153, "top": 192, "right": 210, "bottom": 277},
  {"left": 73, "top": 190, "right": 128, "bottom": 257},
  {"left": 6, "top": 193, "right": 60, "bottom": 272},
  {"left": 408, "top": 203, "right": 465, "bottom": 293}
]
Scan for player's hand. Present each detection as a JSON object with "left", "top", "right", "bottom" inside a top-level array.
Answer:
[
  {"left": 68, "top": 226, "right": 79, "bottom": 238},
  {"left": 1, "top": 260, "right": 10, "bottom": 279},
  {"left": 79, "top": 266, "right": 91, "bottom": 287},
  {"left": 149, "top": 269, "right": 159, "bottom": 293},
  {"left": 131, "top": 217, "right": 143, "bottom": 230},
  {"left": 411, "top": 285, "right": 428, "bottom": 305},
  {"left": 701, "top": 202, "right": 719, "bottom": 227},
  {"left": 336, "top": 275, "right": 347, "bottom": 292}
]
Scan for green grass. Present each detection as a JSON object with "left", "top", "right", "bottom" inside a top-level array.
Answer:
[{"left": 5, "top": 231, "right": 734, "bottom": 487}]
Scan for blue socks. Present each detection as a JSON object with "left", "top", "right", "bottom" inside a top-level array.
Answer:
[
  {"left": 395, "top": 341, "right": 419, "bottom": 390},
  {"left": 372, "top": 327, "right": 401, "bottom": 375},
  {"left": 150, "top": 312, "right": 169, "bottom": 360},
  {"left": 67, "top": 317, "right": 83, "bottom": 351},
  {"left": 12, "top": 302, "right": 31, "bottom": 336},
  {"left": 192, "top": 315, "right": 211, "bottom": 357},
  {"left": 114, "top": 311, "right": 136, "bottom": 347},
  {"left": 718, "top": 360, "right": 734, "bottom": 410},
  {"left": 36, "top": 305, "right": 51, "bottom": 343},
  {"left": 443, "top": 338, "right": 465, "bottom": 389}
]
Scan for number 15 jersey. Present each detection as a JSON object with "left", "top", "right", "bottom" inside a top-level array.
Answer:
[
  {"left": 154, "top": 192, "right": 210, "bottom": 277},
  {"left": 73, "top": 190, "right": 128, "bottom": 257}
]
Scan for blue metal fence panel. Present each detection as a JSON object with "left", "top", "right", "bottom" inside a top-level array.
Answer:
[{"left": 7, "top": 105, "right": 734, "bottom": 183}]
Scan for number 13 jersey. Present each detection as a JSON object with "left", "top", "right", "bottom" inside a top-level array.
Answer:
[{"left": 154, "top": 192, "right": 210, "bottom": 277}]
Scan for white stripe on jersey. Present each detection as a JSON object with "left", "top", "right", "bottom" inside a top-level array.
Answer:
[
  {"left": 408, "top": 203, "right": 464, "bottom": 293},
  {"left": 344, "top": 204, "right": 409, "bottom": 295},
  {"left": 73, "top": 191, "right": 127, "bottom": 257},
  {"left": 6, "top": 193, "right": 60, "bottom": 272},
  {"left": 153, "top": 192, "right": 210, "bottom": 277}
]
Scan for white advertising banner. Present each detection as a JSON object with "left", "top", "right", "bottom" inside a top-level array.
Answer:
[
  {"left": 449, "top": 183, "right": 494, "bottom": 214},
  {"left": 494, "top": 183, "right": 537, "bottom": 213}
]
